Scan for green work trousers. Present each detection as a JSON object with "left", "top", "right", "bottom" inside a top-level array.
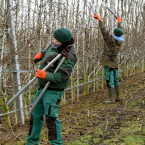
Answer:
[
  {"left": 105, "top": 66, "right": 119, "bottom": 88},
  {"left": 26, "top": 88, "right": 64, "bottom": 145}
]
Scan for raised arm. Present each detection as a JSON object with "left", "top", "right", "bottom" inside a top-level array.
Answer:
[
  {"left": 93, "top": 14, "right": 123, "bottom": 42},
  {"left": 94, "top": 14, "right": 111, "bottom": 41}
]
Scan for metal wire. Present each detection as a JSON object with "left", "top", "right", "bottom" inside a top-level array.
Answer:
[
  {"left": 0, "top": 62, "right": 144, "bottom": 117},
  {"left": 0, "top": 104, "right": 32, "bottom": 117}
]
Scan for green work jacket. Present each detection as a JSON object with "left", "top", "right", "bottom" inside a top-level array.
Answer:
[
  {"left": 99, "top": 21, "right": 123, "bottom": 68},
  {"left": 38, "top": 45, "right": 77, "bottom": 90}
]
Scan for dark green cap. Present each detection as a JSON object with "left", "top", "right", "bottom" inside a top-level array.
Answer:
[
  {"left": 53, "top": 28, "right": 71, "bottom": 44},
  {"left": 114, "top": 28, "right": 123, "bottom": 37}
]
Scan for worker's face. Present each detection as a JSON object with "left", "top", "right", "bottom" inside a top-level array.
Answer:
[{"left": 52, "top": 37, "right": 62, "bottom": 45}]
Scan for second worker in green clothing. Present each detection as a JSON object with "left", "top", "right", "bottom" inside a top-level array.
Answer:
[{"left": 93, "top": 14, "right": 124, "bottom": 103}]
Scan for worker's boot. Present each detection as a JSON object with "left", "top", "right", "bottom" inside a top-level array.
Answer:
[
  {"left": 115, "top": 86, "right": 121, "bottom": 102},
  {"left": 102, "top": 88, "right": 115, "bottom": 103}
]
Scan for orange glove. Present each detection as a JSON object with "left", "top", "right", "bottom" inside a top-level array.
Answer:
[
  {"left": 93, "top": 14, "right": 101, "bottom": 21},
  {"left": 34, "top": 52, "right": 43, "bottom": 63},
  {"left": 35, "top": 69, "right": 46, "bottom": 79},
  {"left": 117, "top": 16, "right": 121, "bottom": 23}
]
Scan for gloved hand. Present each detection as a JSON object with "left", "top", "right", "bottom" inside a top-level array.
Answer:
[
  {"left": 34, "top": 52, "right": 43, "bottom": 63},
  {"left": 117, "top": 16, "right": 121, "bottom": 23},
  {"left": 93, "top": 14, "right": 101, "bottom": 21},
  {"left": 35, "top": 69, "right": 46, "bottom": 79}
]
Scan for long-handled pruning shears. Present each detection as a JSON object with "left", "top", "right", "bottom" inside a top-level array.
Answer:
[
  {"left": 101, "top": 2, "right": 118, "bottom": 19},
  {"left": 91, "top": 0, "right": 118, "bottom": 19},
  {"left": 91, "top": 1, "right": 96, "bottom": 14},
  {"left": 91, "top": 0, "right": 96, "bottom": 14}
]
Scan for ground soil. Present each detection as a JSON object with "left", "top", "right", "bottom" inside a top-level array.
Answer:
[{"left": 0, "top": 72, "right": 145, "bottom": 145}]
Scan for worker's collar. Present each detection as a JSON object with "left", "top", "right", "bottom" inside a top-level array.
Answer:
[
  {"left": 51, "top": 42, "right": 61, "bottom": 49},
  {"left": 113, "top": 35, "right": 124, "bottom": 42}
]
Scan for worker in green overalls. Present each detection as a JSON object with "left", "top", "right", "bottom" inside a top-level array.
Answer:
[{"left": 26, "top": 28, "right": 77, "bottom": 145}]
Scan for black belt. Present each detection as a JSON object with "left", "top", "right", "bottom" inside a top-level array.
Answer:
[{"left": 39, "top": 84, "right": 64, "bottom": 91}]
